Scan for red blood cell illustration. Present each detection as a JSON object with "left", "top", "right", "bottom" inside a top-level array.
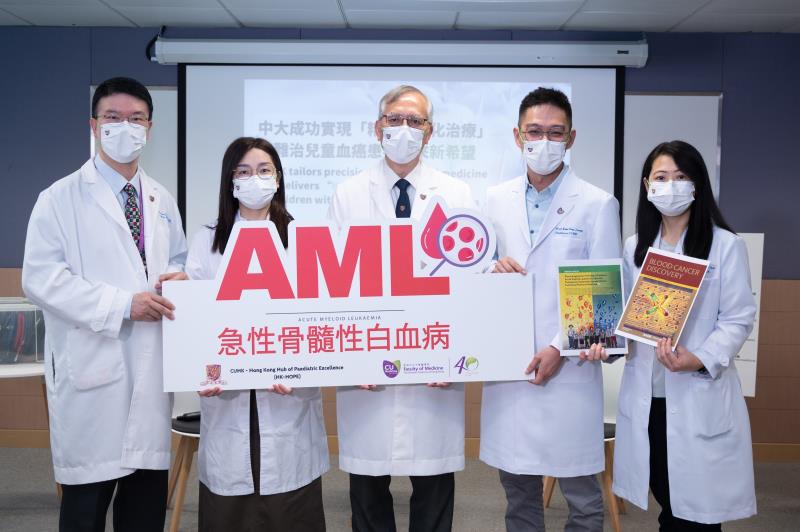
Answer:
[
  {"left": 459, "top": 226, "right": 475, "bottom": 243},
  {"left": 435, "top": 213, "right": 491, "bottom": 269},
  {"left": 458, "top": 247, "right": 474, "bottom": 262}
]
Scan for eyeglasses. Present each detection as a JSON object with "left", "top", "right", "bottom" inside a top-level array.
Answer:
[
  {"left": 381, "top": 113, "right": 429, "bottom": 129},
  {"left": 232, "top": 166, "right": 280, "bottom": 180},
  {"left": 95, "top": 112, "right": 150, "bottom": 127},
  {"left": 519, "top": 127, "right": 569, "bottom": 142}
]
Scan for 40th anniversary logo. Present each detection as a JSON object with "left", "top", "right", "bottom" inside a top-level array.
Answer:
[{"left": 454, "top": 355, "right": 479, "bottom": 374}]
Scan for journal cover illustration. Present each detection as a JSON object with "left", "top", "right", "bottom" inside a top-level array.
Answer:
[
  {"left": 615, "top": 248, "right": 709, "bottom": 347},
  {"left": 557, "top": 259, "right": 627, "bottom": 356}
]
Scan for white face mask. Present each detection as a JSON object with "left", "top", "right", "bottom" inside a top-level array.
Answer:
[
  {"left": 647, "top": 180, "right": 695, "bottom": 217},
  {"left": 381, "top": 125, "right": 424, "bottom": 164},
  {"left": 523, "top": 139, "right": 567, "bottom": 175},
  {"left": 99, "top": 121, "right": 147, "bottom": 164},
  {"left": 232, "top": 177, "right": 278, "bottom": 210}
]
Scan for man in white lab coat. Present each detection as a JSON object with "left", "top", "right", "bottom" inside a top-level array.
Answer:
[
  {"left": 481, "top": 87, "right": 621, "bottom": 531},
  {"left": 328, "top": 85, "right": 473, "bottom": 532},
  {"left": 22, "top": 77, "right": 187, "bottom": 532}
]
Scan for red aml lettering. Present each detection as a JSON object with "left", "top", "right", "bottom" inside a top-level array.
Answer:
[
  {"left": 216, "top": 228, "right": 295, "bottom": 300},
  {"left": 389, "top": 225, "right": 450, "bottom": 296},
  {"left": 295, "top": 226, "right": 382, "bottom": 298}
]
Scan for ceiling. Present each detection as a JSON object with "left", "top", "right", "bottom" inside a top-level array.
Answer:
[{"left": 0, "top": 0, "right": 798, "bottom": 33}]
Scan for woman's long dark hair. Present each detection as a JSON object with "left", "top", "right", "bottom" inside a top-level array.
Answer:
[
  {"left": 211, "top": 137, "right": 293, "bottom": 253},
  {"left": 634, "top": 140, "right": 733, "bottom": 267}
]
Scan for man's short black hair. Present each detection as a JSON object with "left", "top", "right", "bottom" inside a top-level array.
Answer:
[
  {"left": 518, "top": 87, "right": 572, "bottom": 128},
  {"left": 92, "top": 77, "right": 153, "bottom": 119}
]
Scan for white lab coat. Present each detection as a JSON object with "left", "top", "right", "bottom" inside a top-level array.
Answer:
[
  {"left": 186, "top": 221, "right": 329, "bottom": 496},
  {"left": 480, "top": 168, "right": 621, "bottom": 477},
  {"left": 613, "top": 227, "right": 757, "bottom": 524},
  {"left": 22, "top": 159, "right": 187, "bottom": 485},
  {"left": 328, "top": 160, "right": 474, "bottom": 476}
]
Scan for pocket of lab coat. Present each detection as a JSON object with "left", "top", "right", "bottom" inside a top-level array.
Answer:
[
  {"left": 65, "top": 327, "right": 125, "bottom": 390},
  {"left": 550, "top": 235, "right": 587, "bottom": 258},
  {"left": 692, "top": 272, "right": 720, "bottom": 320},
  {"left": 690, "top": 376, "right": 733, "bottom": 438}
]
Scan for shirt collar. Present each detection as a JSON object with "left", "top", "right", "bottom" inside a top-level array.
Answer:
[
  {"left": 526, "top": 163, "right": 569, "bottom": 198},
  {"left": 235, "top": 210, "right": 271, "bottom": 223},
  {"left": 382, "top": 158, "right": 422, "bottom": 191},
  {"left": 94, "top": 155, "right": 140, "bottom": 197}
]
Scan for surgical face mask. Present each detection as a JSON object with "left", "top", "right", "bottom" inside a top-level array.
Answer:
[
  {"left": 99, "top": 121, "right": 147, "bottom": 164},
  {"left": 381, "top": 125, "right": 424, "bottom": 164},
  {"left": 523, "top": 139, "right": 567, "bottom": 175},
  {"left": 647, "top": 180, "right": 695, "bottom": 217},
  {"left": 232, "top": 176, "right": 278, "bottom": 210}
]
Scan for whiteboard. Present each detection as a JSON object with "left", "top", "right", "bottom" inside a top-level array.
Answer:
[
  {"left": 622, "top": 93, "right": 721, "bottom": 240},
  {"left": 185, "top": 65, "right": 618, "bottom": 241}
]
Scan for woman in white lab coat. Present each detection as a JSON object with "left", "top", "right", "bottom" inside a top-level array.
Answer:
[
  {"left": 184, "top": 137, "right": 329, "bottom": 531},
  {"left": 609, "top": 140, "right": 757, "bottom": 529}
]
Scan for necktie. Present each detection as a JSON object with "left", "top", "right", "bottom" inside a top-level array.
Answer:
[
  {"left": 123, "top": 182, "right": 146, "bottom": 268},
  {"left": 395, "top": 179, "right": 411, "bottom": 218}
]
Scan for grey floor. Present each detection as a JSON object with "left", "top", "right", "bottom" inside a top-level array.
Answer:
[{"left": 2, "top": 448, "right": 798, "bottom": 531}]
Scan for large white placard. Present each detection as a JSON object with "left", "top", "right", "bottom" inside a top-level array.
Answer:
[
  {"left": 163, "top": 202, "right": 535, "bottom": 391},
  {"left": 163, "top": 273, "right": 534, "bottom": 391}
]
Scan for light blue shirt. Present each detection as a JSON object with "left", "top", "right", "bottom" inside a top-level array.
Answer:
[
  {"left": 94, "top": 156, "right": 142, "bottom": 213},
  {"left": 94, "top": 156, "right": 143, "bottom": 319},
  {"left": 525, "top": 164, "right": 568, "bottom": 240}
]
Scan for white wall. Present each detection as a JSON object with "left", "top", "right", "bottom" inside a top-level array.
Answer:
[
  {"left": 622, "top": 93, "right": 721, "bottom": 240},
  {"left": 138, "top": 87, "right": 178, "bottom": 201}
]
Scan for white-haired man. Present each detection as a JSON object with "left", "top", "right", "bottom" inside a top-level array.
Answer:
[{"left": 328, "top": 85, "right": 474, "bottom": 532}]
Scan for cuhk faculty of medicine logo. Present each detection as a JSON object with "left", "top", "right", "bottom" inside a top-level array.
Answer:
[{"left": 383, "top": 360, "right": 401, "bottom": 378}]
